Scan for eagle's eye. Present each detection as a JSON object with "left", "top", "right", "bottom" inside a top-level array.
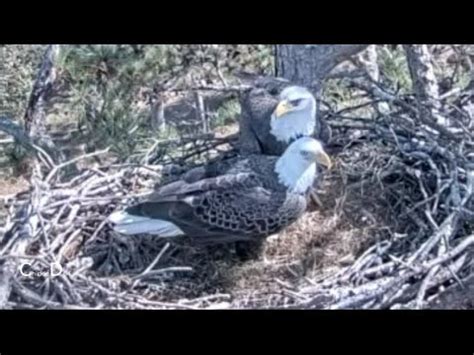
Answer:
[{"left": 290, "top": 99, "right": 303, "bottom": 106}]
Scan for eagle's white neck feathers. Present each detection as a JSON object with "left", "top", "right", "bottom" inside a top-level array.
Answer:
[{"left": 275, "top": 138, "right": 318, "bottom": 194}]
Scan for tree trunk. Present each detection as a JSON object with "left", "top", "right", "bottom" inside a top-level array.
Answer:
[
  {"left": 275, "top": 45, "right": 369, "bottom": 88},
  {"left": 353, "top": 45, "right": 390, "bottom": 115},
  {"left": 404, "top": 45, "right": 447, "bottom": 127},
  {"left": 357, "top": 45, "right": 380, "bottom": 82},
  {"left": 23, "top": 45, "right": 66, "bottom": 166},
  {"left": 0, "top": 45, "right": 79, "bottom": 178},
  {"left": 24, "top": 45, "right": 59, "bottom": 139}
]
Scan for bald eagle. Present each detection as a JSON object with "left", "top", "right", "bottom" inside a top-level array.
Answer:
[
  {"left": 108, "top": 137, "right": 331, "bottom": 243},
  {"left": 174, "top": 85, "right": 319, "bottom": 185},
  {"left": 239, "top": 85, "right": 318, "bottom": 156}
]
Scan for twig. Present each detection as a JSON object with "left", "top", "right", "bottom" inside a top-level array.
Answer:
[
  {"left": 132, "top": 267, "right": 193, "bottom": 281},
  {"left": 131, "top": 243, "right": 170, "bottom": 286},
  {"left": 45, "top": 148, "right": 110, "bottom": 183}
]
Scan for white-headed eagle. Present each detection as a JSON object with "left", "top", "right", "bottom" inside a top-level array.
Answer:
[{"left": 108, "top": 137, "right": 331, "bottom": 243}]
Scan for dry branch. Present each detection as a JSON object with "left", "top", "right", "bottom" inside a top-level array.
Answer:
[
  {"left": 2, "top": 54, "right": 474, "bottom": 309},
  {"left": 293, "top": 65, "right": 474, "bottom": 309},
  {"left": 0, "top": 130, "right": 242, "bottom": 309}
]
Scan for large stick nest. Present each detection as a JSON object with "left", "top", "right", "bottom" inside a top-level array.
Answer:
[{"left": 1, "top": 83, "right": 473, "bottom": 309}]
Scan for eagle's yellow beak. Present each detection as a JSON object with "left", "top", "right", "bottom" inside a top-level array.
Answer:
[
  {"left": 316, "top": 151, "right": 332, "bottom": 170},
  {"left": 273, "top": 100, "right": 293, "bottom": 118}
]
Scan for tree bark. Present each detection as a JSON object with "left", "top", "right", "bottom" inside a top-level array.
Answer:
[
  {"left": 24, "top": 45, "right": 58, "bottom": 138},
  {"left": 353, "top": 45, "right": 390, "bottom": 115},
  {"left": 356, "top": 45, "right": 380, "bottom": 82},
  {"left": 23, "top": 45, "right": 66, "bottom": 165},
  {"left": 0, "top": 46, "right": 75, "bottom": 177},
  {"left": 275, "top": 45, "right": 369, "bottom": 89},
  {"left": 404, "top": 45, "right": 447, "bottom": 127}
]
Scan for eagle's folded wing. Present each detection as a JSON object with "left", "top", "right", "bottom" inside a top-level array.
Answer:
[{"left": 122, "top": 172, "right": 280, "bottom": 240}]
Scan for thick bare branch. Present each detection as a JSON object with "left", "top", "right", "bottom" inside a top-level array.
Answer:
[{"left": 0, "top": 115, "right": 36, "bottom": 153}]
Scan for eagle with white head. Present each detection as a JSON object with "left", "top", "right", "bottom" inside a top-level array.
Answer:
[
  {"left": 238, "top": 85, "right": 320, "bottom": 156},
  {"left": 108, "top": 137, "right": 331, "bottom": 242},
  {"left": 270, "top": 86, "right": 317, "bottom": 144}
]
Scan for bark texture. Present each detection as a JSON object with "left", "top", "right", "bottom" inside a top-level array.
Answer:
[
  {"left": 404, "top": 45, "right": 447, "bottom": 127},
  {"left": 275, "top": 45, "right": 369, "bottom": 88}
]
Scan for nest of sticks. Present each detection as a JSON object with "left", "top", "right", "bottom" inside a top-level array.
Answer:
[{"left": 1, "top": 87, "right": 474, "bottom": 309}]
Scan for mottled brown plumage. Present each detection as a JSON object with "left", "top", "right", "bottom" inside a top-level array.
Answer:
[
  {"left": 109, "top": 137, "right": 331, "bottom": 244},
  {"left": 124, "top": 155, "right": 307, "bottom": 243}
]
